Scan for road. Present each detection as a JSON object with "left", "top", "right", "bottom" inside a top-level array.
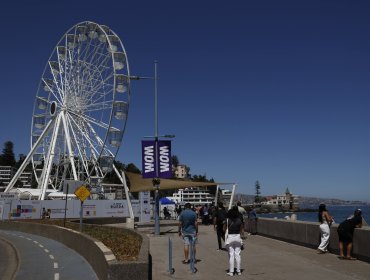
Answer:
[{"left": 0, "top": 230, "right": 98, "bottom": 280}]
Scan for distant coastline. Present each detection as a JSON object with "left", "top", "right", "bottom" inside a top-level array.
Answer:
[
  {"left": 258, "top": 205, "right": 370, "bottom": 223},
  {"left": 236, "top": 193, "right": 370, "bottom": 208}
]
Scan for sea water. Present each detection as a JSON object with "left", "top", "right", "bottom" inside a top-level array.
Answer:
[{"left": 258, "top": 205, "right": 370, "bottom": 224}]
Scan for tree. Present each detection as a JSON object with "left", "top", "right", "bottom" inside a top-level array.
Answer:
[
  {"left": 15, "top": 154, "right": 26, "bottom": 169},
  {"left": 192, "top": 173, "right": 209, "bottom": 182},
  {"left": 16, "top": 154, "right": 33, "bottom": 170},
  {"left": 254, "top": 180, "right": 261, "bottom": 203},
  {"left": 125, "top": 163, "right": 141, "bottom": 174},
  {"left": 0, "top": 141, "right": 16, "bottom": 167},
  {"left": 114, "top": 160, "right": 125, "bottom": 171},
  {"left": 171, "top": 155, "right": 179, "bottom": 167}
]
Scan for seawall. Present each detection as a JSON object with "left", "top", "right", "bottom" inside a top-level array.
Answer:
[{"left": 257, "top": 217, "right": 370, "bottom": 262}]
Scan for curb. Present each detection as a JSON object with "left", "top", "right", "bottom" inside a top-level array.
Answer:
[{"left": 0, "top": 221, "right": 149, "bottom": 280}]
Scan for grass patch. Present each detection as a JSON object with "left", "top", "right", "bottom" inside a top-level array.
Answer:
[{"left": 19, "top": 219, "right": 142, "bottom": 261}]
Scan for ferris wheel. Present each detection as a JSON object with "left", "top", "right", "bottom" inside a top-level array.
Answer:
[{"left": 5, "top": 21, "right": 131, "bottom": 199}]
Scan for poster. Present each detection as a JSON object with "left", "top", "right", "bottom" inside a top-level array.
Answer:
[{"left": 139, "top": 191, "right": 151, "bottom": 222}]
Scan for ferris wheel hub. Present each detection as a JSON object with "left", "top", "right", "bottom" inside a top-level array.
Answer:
[{"left": 50, "top": 101, "right": 57, "bottom": 116}]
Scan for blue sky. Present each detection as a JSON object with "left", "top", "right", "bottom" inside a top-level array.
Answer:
[{"left": 0, "top": 0, "right": 369, "bottom": 201}]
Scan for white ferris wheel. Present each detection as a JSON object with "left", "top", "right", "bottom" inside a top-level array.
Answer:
[{"left": 5, "top": 21, "right": 131, "bottom": 200}]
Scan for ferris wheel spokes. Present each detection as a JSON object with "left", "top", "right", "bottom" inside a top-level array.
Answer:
[
  {"left": 68, "top": 114, "right": 104, "bottom": 177},
  {"left": 39, "top": 113, "right": 62, "bottom": 200},
  {"left": 60, "top": 111, "right": 78, "bottom": 180},
  {"left": 49, "top": 61, "right": 65, "bottom": 104},
  {"left": 66, "top": 115, "right": 90, "bottom": 176}
]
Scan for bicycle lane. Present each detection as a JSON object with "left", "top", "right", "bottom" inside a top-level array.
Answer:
[{"left": 0, "top": 230, "right": 98, "bottom": 280}]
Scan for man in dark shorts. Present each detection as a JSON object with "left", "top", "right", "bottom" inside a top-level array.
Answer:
[
  {"left": 337, "top": 209, "right": 362, "bottom": 260},
  {"left": 178, "top": 203, "right": 198, "bottom": 264}
]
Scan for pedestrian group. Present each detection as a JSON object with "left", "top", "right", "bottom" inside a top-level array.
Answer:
[{"left": 178, "top": 201, "right": 365, "bottom": 276}]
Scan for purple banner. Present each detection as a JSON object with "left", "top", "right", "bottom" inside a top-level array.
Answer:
[
  {"left": 142, "top": 140, "right": 156, "bottom": 178},
  {"left": 158, "top": 140, "right": 172, "bottom": 178},
  {"left": 142, "top": 140, "right": 172, "bottom": 179}
]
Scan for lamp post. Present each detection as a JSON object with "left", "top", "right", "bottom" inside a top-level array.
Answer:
[
  {"left": 131, "top": 61, "right": 175, "bottom": 235},
  {"left": 145, "top": 133, "right": 175, "bottom": 235}
]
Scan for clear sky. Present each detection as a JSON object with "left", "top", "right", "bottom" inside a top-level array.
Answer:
[{"left": 0, "top": 0, "right": 369, "bottom": 201}]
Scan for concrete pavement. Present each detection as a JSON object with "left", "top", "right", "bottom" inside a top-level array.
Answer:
[{"left": 142, "top": 221, "right": 370, "bottom": 280}]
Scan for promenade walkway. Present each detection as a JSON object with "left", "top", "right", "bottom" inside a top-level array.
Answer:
[{"left": 141, "top": 221, "right": 370, "bottom": 280}]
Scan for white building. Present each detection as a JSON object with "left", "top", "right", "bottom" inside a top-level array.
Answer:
[
  {"left": 173, "top": 164, "right": 188, "bottom": 179},
  {"left": 221, "top": 189, "right": 232, "bottom": 200},
  {"left": 167, "top": 188, "right": 215, "bottom": 206},
  {"left": 0, "top": 166, "right": 34, "bottom": 191},
  {"left": 261, "top": 188, "right": 299, "bottom": 209},
  {"left": 0, "top": 166, "right": 16, "bottom": 191},
  {"left": 19, "top": 170, "right": 32, "bottom": 188}
]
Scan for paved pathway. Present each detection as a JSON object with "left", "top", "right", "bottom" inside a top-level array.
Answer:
[{"left": 144, "top": 222, "right": 370, "bottom": 280}]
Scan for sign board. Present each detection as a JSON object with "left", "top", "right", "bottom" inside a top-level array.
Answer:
[
  {"left": 142, "top": 140, "right": 172, "bottom": 179},
  {"left": 2, "top": 199, "right": 142, "bottom": 220},
  {"left": 0, "top": 193, "right": 18, "bottom": 200},
  {"left": 139, "top": 191, "right": 151, "bottom": 222},
  {"left": 74, "top": 185, "right": 91, "bottom": 202},
  {"left": 7, "top": 200, "right": 42, "bottom": 219},
  {"left": 63, "top": 180, "right": 86, "bottom": 194}
]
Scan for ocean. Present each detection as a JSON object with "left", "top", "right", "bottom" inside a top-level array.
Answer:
[{"left": 258, "top": 205, "right": 370, "bottom": 225}]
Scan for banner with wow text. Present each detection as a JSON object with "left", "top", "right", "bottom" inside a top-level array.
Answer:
[{"left": 142, "top": 140, "right": 172, "bottom": 179}]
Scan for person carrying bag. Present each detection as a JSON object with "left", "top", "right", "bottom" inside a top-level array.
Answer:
[{"left": 223, "top": 206, "right": 244, "bottom": 276}]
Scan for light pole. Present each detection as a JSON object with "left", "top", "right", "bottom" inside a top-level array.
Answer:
[
  {"left": 131, "top": 61, "right": 175, "bottom": 235},
  {"left": 145, "top": 133, "right": 175, "bottom": 235}
]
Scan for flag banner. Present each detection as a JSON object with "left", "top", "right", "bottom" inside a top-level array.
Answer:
[
  {"left": 158, "top": 140, "right": 172, "bottom": 178},
  {"left": 142, "top": 140, "right": 172, "bottom": 179},
  {"left": 142, "top": 140, "right": 156, "bottom": 178}
]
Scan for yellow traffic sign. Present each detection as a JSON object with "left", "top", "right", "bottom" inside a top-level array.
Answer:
[{"left": 74, "top": 185, "right": 90, "bottom": 202}]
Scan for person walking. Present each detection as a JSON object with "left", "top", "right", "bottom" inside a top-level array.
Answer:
[
  {"left": 337, "top": 209, "right": 363, "bottom": 260},
  {"left": 236, "top": 201, "right": 246, "bottom": 239},
  {"left": 224, "top": 206, "right": 243, "bottom": 276},
  {"left": 237, "top": 201, "right": 246, "bottom": 216},
  {"left": 202, "top": 204, "right": 209, "bottom": 225},
  {"left": 176, "top": 205, "right": 182, "bottom": 219},
  {"left": 178, "top": 203, "right": 198, "bottom": 264},
  {"left": 317, "top": 203, "right": 333, "bottom": 254},
  {"left": 248, "top": 207, "right": 258, "bottom": 235},
  {"left": 163, "top": 207, "right": 171, "bottom": 219},
  {"left": 213, "top": 202, "right": 227, "bottom": 250}
]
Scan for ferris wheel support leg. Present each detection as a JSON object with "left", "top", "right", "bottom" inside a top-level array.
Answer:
[
  {"left": 113, "top": 164, "right": 134, "bottom": 220},
  {"left": 61, "top": 111, "right": 78, "bottom": 180},
  {"left": 39, "top": 114, "right": 62, "bottom": 200},
  {"left": 4, "top": 119, "right": 55, "bottom": 193}
]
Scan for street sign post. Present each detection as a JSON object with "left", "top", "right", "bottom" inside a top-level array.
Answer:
[
  {"left": 74, "top": 185, "right": 91, "bottom": 231},
  {"left": 74, "top": 185, "right": 90, "bottom": 202}
]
